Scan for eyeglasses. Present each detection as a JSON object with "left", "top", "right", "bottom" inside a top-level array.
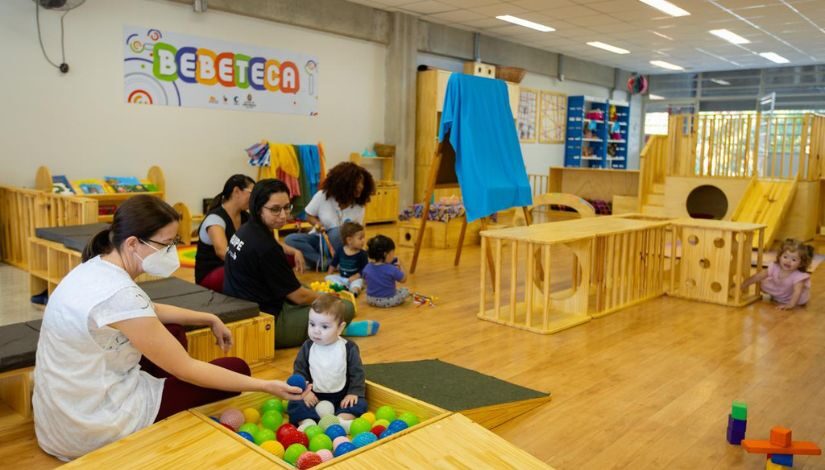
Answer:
[
  {"left": 141, "top": 237, "right": 181, "bottom": 254},
  {"left": 262, "top": 204, "right": 293, "bottom": 215}
]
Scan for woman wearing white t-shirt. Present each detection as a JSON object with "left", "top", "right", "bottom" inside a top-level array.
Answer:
[
  {"left": 285, "top": 162, "right": 375, "bottom": 271},
  {"left": 33, "top": 195, "right": 305, "bottom": 461}
]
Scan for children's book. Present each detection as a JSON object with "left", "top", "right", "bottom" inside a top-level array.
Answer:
[
  {"left": 51, "top": 175, "right": 75, "bottom": 195},
  {"left": 72, "top": 179, "right": 112, "bottom": 195},
  {"left": 105, "top": 176, "right": 150, "bottom": 193}
]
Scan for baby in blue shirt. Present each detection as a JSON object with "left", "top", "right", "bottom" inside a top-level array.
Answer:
[
  {"left": 325, "top": 222, "right": 369, "bottom": 295},
  {"left": 362, "top": 235, "right": 409, "bottom": 308}
]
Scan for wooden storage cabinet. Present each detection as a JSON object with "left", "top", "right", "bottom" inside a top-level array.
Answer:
[{"left": 364, "top": 183, "right": 399, "bottom": 224}]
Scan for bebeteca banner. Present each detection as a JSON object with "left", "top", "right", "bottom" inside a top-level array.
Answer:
[{"left": 124, "top": 26, "right": 319, "bottom": 115}]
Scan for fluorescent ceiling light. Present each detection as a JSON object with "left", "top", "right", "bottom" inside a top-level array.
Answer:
[
  {"left": 710, "top": 78, "right": 731, "bottom": 85},
  {"left": 709, "top": 29, "right": 750, "bottom": 45},
  {"left": 650, "top": 60, "right": 684, "bottom": 71},
  {"left": 759, "top": 52, "right": 789, "bottom": 64},
  {"left": 649, "top": 94, "right": 665, "bottom": 100},
  {"left": 587, "top": 41, "right": 630, "bottom": 55},
  {"left": 639, "top": 0, "right": 690, "bottom": 17},
  {"left": 496, "top": 15, "right": 555, "bottom": 32}
]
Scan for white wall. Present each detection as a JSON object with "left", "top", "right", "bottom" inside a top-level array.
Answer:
[{"left": 0, "top": 0, "right": 386, "bottom": 211}]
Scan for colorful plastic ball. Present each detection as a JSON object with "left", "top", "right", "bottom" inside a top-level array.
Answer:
[
  {"left": 243, "top": 407, "right": 261, "bottom": 424},
  {"left": 284, "top": 443, "right": 308, "bottom": 466},
  {"left": 325, "top": 424, "right": 347, "bottom": 440},
  {"left": 237, "top": 431, "right": 255, "bottom": 442},
  {"left": 397, "top": 412, "right": 419, "bottom": 427},
  {"left": 375, "top": 405, "right": 396, "bottom": 423},
  {"left": 287, "top": 374, "right": 307, "bottom": 391},
  {"left": 352, "top": 431, "right": 378, "bottom": 448},
  {"left": 379, "top": 429, "right": 394, "bottom": 439},
  {"left": 333, "top": 442, "right": 357, "bottom": 457},
  {"left": 219, "top": 408, "right": 245, "bottom": 431},
  {"left": 316, "top": 449, "right": 333, "bottom": 462},
  {"left": 359, "top": 412, "right": 376, "bottom": 424},
  {"left": 276, "top": 423, "right": 298, "bottom": 443},
  {"left": 318, "top": 414, "right": 340, "bottom": 430},
  {"left": 261, "top": 398, "right": 284, "bottom": 415},
  {"left": 254, "top": 428, "right": 276, "bottom": 445},
  {"left": 260, "top": 440, "right": 285, "bottom": 458},
  {"left": 349, "top": 417, "right": 371, "bottom": 437},
  {"left": 370, "top": 425, "right": 386, "bottom": 438},
  {"left": 373, "top": 419, "right": 390, "bottom": 428},
  {"left": 261, "top": 410, "right": 283, "bottom": 430},
  {"left": 281, "top": 429, "right": 309, "bottom": 448},
  {"left": 239, "top": 423, "right": 259, "bottom": 436},
  {"left": 332, "top": 436, "right": 350, "bottom": 450},
  {"left": 304, "top": 424, "right": 325, "bottom": 441},
  {"left": 297, "top": 451, "right": 323, "bottom": 469},
  {"left": 309, "top": 433, "right": 333, "bottom": 452},
  {"left": 388, "top": 419, "right": 409, "bottom": 433},
  {"left": 298, "top": 419, "right": 317, "bottom": 432},
  {"left": 220, "top": 423, "right": 235, "bottom": 432},
  {"left": 315, "top": 400, "right": 335, "bottom": 418},
  {"left": 209, "top": 416, "right": 220, "bottom": 423},
  {"left": 339, "top": 418, "right": 352, "bottom": 434}
]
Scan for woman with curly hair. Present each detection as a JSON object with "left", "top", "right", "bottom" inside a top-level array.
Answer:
[{"left": 285, "top": 162, "right": 375, "bottom": 271}]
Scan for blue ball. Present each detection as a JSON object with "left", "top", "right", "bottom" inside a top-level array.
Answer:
[
  {"left": 287, "top": 374, "right": 307, "bottom": 391},
  {"left": 333, "top": 442, "right": 357, "bottom": 457},
  {"left": 352, "top": 431, "right": 378, "bottom": 448},
  {"left": 209, "top": 416, "right": 220, "bottom": 423},
  {"left": 237, "top": 431, "right": 255, "bottom": 443},
  {"left": 387, "top": 419, "right": 409, "bottom": 432},
  {"left": 325, "top": 424, "right": 347, "bottom": 440},
  {"left": 379, "top": 429, "right": 394, "bottom": 439}
]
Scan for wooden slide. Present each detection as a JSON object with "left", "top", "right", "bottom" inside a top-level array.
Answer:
[{"left": 731, "top": 177, "right": 798, "bottom": 250}]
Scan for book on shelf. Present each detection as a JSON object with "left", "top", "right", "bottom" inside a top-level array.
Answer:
[
  {"left": 72, "top": 179, "right": 113, "bottom": 195},
  {"left": 104, "top": 176, "right": 156, "bottom": 193},
  {"left": 51, "top": 175, "right": 75, "bottom": 195}
]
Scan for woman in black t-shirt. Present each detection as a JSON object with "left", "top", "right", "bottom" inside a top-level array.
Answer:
[
  {"left": 195, "top": 175, "right": 255, "bottom": 291},
  {"left": 223, "top": 179, "right": 355, "bottom": 348}
]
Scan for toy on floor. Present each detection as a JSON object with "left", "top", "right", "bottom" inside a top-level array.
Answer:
[
  {"left": 412, "top": 292, "right": 437, "bottom": 308},
  {"left": 726, "top": 400, "right": 747, "bottom": 445},
  {"left": 310, "top": 280, "right": 346, "bottom": 294},
  {"left": 741, "top": 425, "right": 822, "bottom": 468},
  {"left": 343, "top": 320, "right": 380, "bottom": 336}
]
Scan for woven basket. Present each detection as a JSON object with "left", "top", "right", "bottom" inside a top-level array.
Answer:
[
  {"left": 496, "top": 66, "right": 527, "bottom": 84},
  {"left": 374, "top": 143, "right": 396, "bottom": 158}
]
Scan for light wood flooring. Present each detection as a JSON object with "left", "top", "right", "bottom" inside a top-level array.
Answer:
[{"left": 1, "top": 224, "right": 824, "bottom": 469}]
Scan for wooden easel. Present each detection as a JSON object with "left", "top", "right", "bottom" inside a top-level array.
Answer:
[{"left": 409, "top": 139, "right": 531, "bottom": 275}]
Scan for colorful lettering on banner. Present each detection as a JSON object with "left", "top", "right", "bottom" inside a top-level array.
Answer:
[{"left": 124, "top": 26, "right": 319, "bottom": 115}]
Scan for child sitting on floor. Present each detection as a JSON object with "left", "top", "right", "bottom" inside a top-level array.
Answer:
[
  {"left": 287, "top": 294, "right": 367, "bottom": 424},
  {"left": 362, "top": 235, "right": 409, "bottom": 308},
  {"left": 742, "top": 238, "right": 814, "bottom": 310},
  {"left": 325, "top": 222, "right": 368, "bottom": 296}
]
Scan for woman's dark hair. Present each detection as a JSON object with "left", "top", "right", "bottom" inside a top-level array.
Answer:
[
  {"left": 249, "top": 179, "right": 291, "bottom": 226},
  {"left": 367, "top": 234, "right": 395, "bottom": 262},
  {"left": 322, "top": 162, "right": 375, "bottom": 207},
  {"left": 82, "top": 195, "right": 181, "bottom": 262},
  {"left": 208, "top": 174, "right": 255, "bottom": 212}
]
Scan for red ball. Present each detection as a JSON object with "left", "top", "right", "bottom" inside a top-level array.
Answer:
[
  {"left": 371, "top": 425, "right": 386, "bottom": 438},
  {"left": 277, "top": 423, "right": 298, "bottom": 443},
  {"left": 297, "top": 451, "right": 323, "bottom": 469},
  {"left": 221, "top": 423, "right": 236, "bottom": 432},
  {"left": 281, "top": 429, "right": 309, "bottom": 448}
]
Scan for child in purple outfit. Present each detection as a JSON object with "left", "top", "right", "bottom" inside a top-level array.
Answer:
[
  {"left": 742, "top": 239, "right": 814, "bottom": 310},
  {"left": 362, "top": 235, "right": 409, "bottom": 308}
]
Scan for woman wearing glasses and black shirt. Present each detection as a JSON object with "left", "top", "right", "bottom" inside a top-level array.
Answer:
[
  {"left": 33, "top": 195, "right": 303, "bottom": 461},
  {"left": 224, "top": 179, "right": 355, "bottom": 348}
]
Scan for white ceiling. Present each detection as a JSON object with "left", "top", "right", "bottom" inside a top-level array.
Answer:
[{"left": 346, "top": 0, "right": 825, "bottom": 74}]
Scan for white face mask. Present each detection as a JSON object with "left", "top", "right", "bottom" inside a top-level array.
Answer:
[{"left": 136, "top": 240, "right": 180, "bottom": 277}]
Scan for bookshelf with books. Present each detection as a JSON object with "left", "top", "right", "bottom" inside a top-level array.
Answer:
[{"left": 35, "top": 165, "right": 166, "bottom": 222}]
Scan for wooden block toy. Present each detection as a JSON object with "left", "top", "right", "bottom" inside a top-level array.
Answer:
[
  {"left": 742, "top": 437, "right": 821, "bottom": 455},
  {"left": 727, "top": 414, "right": 747, "bottom": 445},
  {"left": 766, "top": 460, "right": 791, "bottom": 470},
  {"left": 732, "top": 401, "right": 748, "bottom": 420},
  {"left": 771, "top": 454, "right": 794, "bottom": 466},
  {"left": 463, "top": 61, "right": 496, "bottom": 79},
  {"left": 771, "top": 427, "right": 792, "bottom": 447}
]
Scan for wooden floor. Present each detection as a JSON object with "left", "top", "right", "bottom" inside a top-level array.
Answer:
[{"left": 2, "top": 223, "right": 824, "bottom": 469}]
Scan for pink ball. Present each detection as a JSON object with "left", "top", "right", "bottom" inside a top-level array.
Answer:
[
  {"left": 316, "top": 449, "right": 333, "bottom": 462},
  {"left": 219, "top": 408, "right": 245, "bottom": 431},
  {"left": 332, "top": 436, "right": 350, "bottom": 450},
  {"left": 297, "top": 451, "right": 323, "bottom": 469}
]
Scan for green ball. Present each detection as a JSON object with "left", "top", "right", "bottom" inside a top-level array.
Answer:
[
  {"left": 309, "top": 434, "right": 333, "bottom": 452},
  {"left": 318, "top": 414, "right": 340, "bottom": 430},
  {"left": 254, "top": 428, "right": 276, "bottom": 445},
  {"left": 375, "top": 406, "right": 396, "bottom": 423},
  {"left": 349, "top": 417, "right": 372, "bottom": 437},
  {"left": 304, "top": 424, "right": 325, "bottom": 441},
  {"left": 260, "top": 410, "right": 283, "bottom": 430},
  {"left": 260, "top": 398, "right": 284, "bottom": 415},
  {"left": 239, "top": 423, "right": 259, "bottom": 437},
  {"left": 373, "top": 419, "right": 389, "bottom": 428},
  {"left": 398, "top": 412, "right": 419, "bottom": 427},
  {"left": 284, "top": 443, "right": 308, "bottom": 465}
]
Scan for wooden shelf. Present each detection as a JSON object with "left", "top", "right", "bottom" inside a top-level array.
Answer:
[
  {"left": 581, "top": 156, "right": 602, "bottom": 160},
  {"left": 583, "top": 138, "right": 603, "bottom": 142}
]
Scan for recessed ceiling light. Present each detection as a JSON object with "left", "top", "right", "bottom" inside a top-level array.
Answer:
[
  {"left": 709, "top": 29, "right": 750, "bottom": 45},
  {"left": 495, "top": 15, "right": 555, "bottom": 32},
  {"left": 639, "top": 0, "right": 690, "bottom": 17},
  {"left": 587, "top": 41, "right": 630, "bottom": 54},
  {"left": 650, "top": 60, "right": 684, "bottom": 71},
  {"left": 652, "top": 31, "right": 674, "bottom": 40},
  {"left": 710, "top": 78, "right": 731, "bottom": 85},
  {"left": 759, "top": 52, "right": 789, "bottom": 64},
  {"left": 649, "top": 94, "right": 665, "bottom": 100}
]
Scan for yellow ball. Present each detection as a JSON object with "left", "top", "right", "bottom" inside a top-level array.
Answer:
[
  {"left": 242, "top": 408, "right": 260, "bottom": 424},
  {"left": 360, "top": 412, "right": 376, "bottom": 425},
  {"left": 260, "top": 440, "right": 285, "bottom": 457}
]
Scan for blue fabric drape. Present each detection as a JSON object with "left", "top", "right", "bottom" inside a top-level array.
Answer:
[{"left": 438, "top": 74, "right": 532, "bottom": 221}]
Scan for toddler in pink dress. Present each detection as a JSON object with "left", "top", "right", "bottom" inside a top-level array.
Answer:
[{"left": 742, "top": 239, "right": 814, "bottom": 310}]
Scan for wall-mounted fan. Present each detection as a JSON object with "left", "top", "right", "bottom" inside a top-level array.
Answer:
[{"left": 34, "top": 0, "right": 86, "bottom": 73}]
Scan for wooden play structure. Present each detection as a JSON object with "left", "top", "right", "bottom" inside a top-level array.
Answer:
[{"left": 638, "top": 112, "right": 825, "bottom": 248}]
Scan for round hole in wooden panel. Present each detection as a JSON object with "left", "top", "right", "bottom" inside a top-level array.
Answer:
[
  {"left": 686, "top": 278, "right": 696, "bottom": 288},
  {"left": 686, "top": 185, "right": 728, "bottom": 220},
  {"left": 688, "top": 235, "right": 699, "bottom": 245},
  {"left": 404, "top": 232, "right": 413, "bottom": 242},
  {"left": 699, "top": 258, "right": 710, "bottom": 269},
  {"left": 711, "top": 281, "right": 722, "bottom": 292},
  {"left": 713, "top": 237, "right": 725, "bottom": 248}
]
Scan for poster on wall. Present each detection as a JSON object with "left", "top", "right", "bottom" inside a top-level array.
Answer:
[
  {"left": 124, "top": 26, "right": 319, "bottom": 115},
  {"left": 538, "top": 91, "right": 567, "bottom": 144},
  {"left": 517, "top": 88, "right": 538, "bottom": 143}
]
